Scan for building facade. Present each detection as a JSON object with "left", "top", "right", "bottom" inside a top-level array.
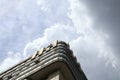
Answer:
[{"left": 0, "top": 41, "right": 87, "bottom": 80}]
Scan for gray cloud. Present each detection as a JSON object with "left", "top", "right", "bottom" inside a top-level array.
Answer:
[
  {"left": 0, "top": 0, "right": 120, "bottom": 80},
  {"left": 82, "top": 0, "right": 120, "bottom": 57},
  {"left": 23, "top": 0, "right": 120, "bottom": 80}
]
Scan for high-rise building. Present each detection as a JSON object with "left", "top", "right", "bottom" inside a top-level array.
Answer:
[{"left": 0, "top": 41, "right": 87, "bottom": 80}]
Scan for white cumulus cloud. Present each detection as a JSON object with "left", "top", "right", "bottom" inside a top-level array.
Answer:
[
  {"left": 0, "top": 0, "right": 119, "bottom": 80},
  {"left": 0, "top": 51, "right": 22, "bottom": 72},
  {"left": 22, "top": 0, "right": 120, "bottom": 80}
]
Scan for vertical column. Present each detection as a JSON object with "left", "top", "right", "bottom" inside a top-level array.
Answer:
[{"left": 47, "top": 70, "right": 65, "bottom": 80}]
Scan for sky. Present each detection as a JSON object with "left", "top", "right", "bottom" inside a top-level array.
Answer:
[{"left": 0, "top": 0, "right": 120, "bottom": 80}]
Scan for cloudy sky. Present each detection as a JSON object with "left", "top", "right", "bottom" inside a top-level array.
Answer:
[{"left": 0, "top": 0, "right": 120, "bottom": 80}]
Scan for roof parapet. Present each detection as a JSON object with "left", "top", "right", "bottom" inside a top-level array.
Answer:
[{"left": 31, "top": 40, "right": 69, "bottom": 60}]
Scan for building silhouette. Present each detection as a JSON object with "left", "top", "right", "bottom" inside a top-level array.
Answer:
[{"left": 0, "top": 41, "right": 87, "bottom": 80}]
